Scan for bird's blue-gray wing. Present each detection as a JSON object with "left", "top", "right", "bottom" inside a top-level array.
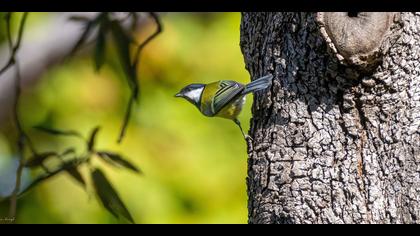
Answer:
[{"left": 212, "top": 80, "right": 244, "bottom": 114}]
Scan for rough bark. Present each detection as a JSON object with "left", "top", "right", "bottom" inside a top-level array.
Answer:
[{"left": 241, "top": 12, "right": 419, "bottom": 224}]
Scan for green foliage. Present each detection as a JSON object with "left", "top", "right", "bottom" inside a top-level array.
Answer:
[
  {"left": 24, "top": 152, "right": 57, "bottom": 167},
  {"left": 97, "top": 152, "right": 142, "bottom": 174},
  {"left": 92, "top": 168, "right": 134, "bottom": 224},
  {"left": 34, "top": 126, "right": 83, "bottom": 139},
  {"left": 94, "top": 23, "right": 107, "bottom": 71},
  {"left": 66, "top": 13, "right": 160, "bottom": 143},
  {"left": 0, "top": 12, "right": 249, "bottom": 224},
  {"left": 87, "top": 126, "right": 101, "bottom": 152},
  {"left": 65, "top": 166, "right": 86, "bottom": 187},
  {"left": 6, "top": 125, "right": 142, "bottom": 223}
]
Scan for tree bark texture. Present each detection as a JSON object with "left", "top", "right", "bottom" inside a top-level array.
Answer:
[{"left": 241, "top": 12, "right": 419, "bottom": 224}]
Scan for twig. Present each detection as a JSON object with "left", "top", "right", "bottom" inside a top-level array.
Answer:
[
  {"left": 0, "top": 13, "right": 28, "bottom": 76},
  {"left": 0, "top": 156, "right": 90, "bottom": 202},
  {"left": 19, "top": 157, "right": 90, "bottom": 197},
  {"left": 8, "top": 63, "right": 24, "bottom": 222},
  {"left": 132, "top": 12, "right": 162, "bottom": 69},
  {"left": 117, "top": 12, "right": 162, "bottom": 143},
  {"left": 5, "top": 12, "right": 29, "bottom": 224}
]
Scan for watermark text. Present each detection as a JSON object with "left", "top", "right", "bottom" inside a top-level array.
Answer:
[{"left": 0, "top": 217, "right": 16, "bottom": 224}]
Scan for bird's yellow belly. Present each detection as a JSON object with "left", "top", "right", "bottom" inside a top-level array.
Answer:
[{"left": 215, "top": 96, "right": 245, "bottom": 120}]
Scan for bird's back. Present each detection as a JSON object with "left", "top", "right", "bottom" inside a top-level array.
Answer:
[
  {"left": 200, "top": 80, "right": 244, "bottom": 118},
  {"left": 200, "top": 81, "right": 221, "bottom": 116}
]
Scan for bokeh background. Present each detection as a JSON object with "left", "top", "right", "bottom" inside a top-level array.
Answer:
[{"left": 0, "top": 12, "right": 252, "bottom": 223}]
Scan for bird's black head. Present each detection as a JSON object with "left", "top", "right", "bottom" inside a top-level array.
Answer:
[{"left": 175, "top": 83, "right": 205, "bottom": 108}]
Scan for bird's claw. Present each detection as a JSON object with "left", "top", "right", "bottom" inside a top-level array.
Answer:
[
  {"left": 245, "top": 135, "right": 254, "bottom": 153},
  {"left": 245, "top": 135, "right": 253, "bottom": 141}
]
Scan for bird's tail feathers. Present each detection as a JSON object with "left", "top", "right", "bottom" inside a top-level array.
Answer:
[{"left": 242, "top": 74, "right": 273, "bottom": 95}]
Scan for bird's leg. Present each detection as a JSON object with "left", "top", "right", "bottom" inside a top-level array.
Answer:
[
  {"left": 233, "top": 118, "right": 245, "bottom": 138},
  {"left": 234, "top": 119, "right": 252, "bottom": 141},
  {"left": 233, "top": 119, "right": 253, "bottom": 153}
]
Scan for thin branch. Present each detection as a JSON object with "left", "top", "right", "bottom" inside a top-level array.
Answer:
[
  {"left": 0, "top": 156, "right": 90, "bottom": 203},
  {"left": 14, "top": 13, "right": 28, "bottom": 52},
  {"left": 117, "top": 12, "right": 162, "bottom": 143},
  {"left": 6, "top": 12, "right": 30, "bottom": 224},
  {"left": 132, "top": 12, "right": 162, "bottom": 69},
  {"left": 0, "top": 13, "right": 28, "bottom": 76},
  {"left": 19, "top": 157, "right": 89, "bottom": 197},
  {"left": 5, "top": 13, "right": 13, "bottom": 49},
  {"left": 0, "top": 13, "right": 14, "bottom": 75},
  {"left": 8, "top": 59, "right": 23, "bottom": 224}
]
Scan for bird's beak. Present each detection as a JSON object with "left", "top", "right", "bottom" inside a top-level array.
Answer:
[{"left": 174, "top": 93, "right": 183, "bottom": 98}]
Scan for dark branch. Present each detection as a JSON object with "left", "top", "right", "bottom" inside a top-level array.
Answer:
[
  {"left": 19, "top": 157, "right": 89, "bottom": 197},
  {"left": 133, "top": 12, "right": 162, "bottom": 68},
  {"left": 0, "top": 13, "right": 28, "bottom": 76},
  {"left": 6, "top": 12, "right": 30, "bottom": 223}
]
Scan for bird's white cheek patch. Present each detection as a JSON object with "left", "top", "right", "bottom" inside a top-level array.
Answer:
[{"left": 185, "top": 87, "right": 204, "bottom": 103}]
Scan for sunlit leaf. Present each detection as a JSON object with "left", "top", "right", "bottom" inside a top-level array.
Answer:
[
  {"left": 87, "top": 126, "right": 101, "bottom": 152},
  {"left": 34, "top": 126, "right": 83, "bottom": 139},
  {"left": 24, "top": 152, "right": 58, "bottom": 167},
  {"left": 97, "top": 151, "right": 142, "bottom": 174},
  {"left": 91, "top": 168, "right": 135, "bottom": 224}
]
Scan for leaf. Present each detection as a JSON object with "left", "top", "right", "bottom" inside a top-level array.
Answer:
[
  {"left": 61, "top": 148, "right": 76, "bottom": 156},
  {"left": 110, "top": 20, "right": 137, "bottom": 92},
  {"left": 97, "top": 151, "right": 142, "bottom": 174},
  {"left": 87, "top": 126, "right": 100, "bottom": 152},
  {"left": 34, "top": 125, "right": 83, "bottom": 139},
  {"left": 67, "top": 21, "right": 94, "bottom": 58},
  {"left": 94, "top": 24, "right": 107, "bottom": 71},
  {"left": 91, "top": 168, "right": 135, "bottom": 224},
  {"left": 110, "top": 21, "right": 132, "bottom": 66},
  {"left": 24, "top": 152, "right": 58, "bottom": 167},
  {"left": 66, "top": 167, "right": 86, "bottom": 187},
  {"left": 110, "top": 20, "right": 139, "bottom": 144},
  {"left": 129, "top": 12, "right": 138, "bottom": 32},
  {"left": 68, "top": 15, "right": 91, "bottom": 22},
  {"left": 68, "top": 13, "right": 110, "bottom": 60}
]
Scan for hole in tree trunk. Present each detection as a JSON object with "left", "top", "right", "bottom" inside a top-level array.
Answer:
[{"left": 348, "top": 12, "right": 359, "bottom": 17}]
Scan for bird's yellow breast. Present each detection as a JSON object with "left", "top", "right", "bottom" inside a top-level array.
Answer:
[{"left": 214, "top": 95, "right": 246, "bottom": 120}]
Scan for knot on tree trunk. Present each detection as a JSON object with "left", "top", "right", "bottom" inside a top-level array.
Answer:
[{"left": 316, "top": 12, "right": 402, "bottom": 72}]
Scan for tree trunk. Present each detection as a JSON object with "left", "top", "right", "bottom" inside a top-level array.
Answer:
[{"left": 241, "top": 12, "right": 419, "bottom": 224}]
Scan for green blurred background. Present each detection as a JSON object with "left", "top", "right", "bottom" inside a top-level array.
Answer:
[{"left": 0, "top": 12, "right": 252, "bottom": 223}]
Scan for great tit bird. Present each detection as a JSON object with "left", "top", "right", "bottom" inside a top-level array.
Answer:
[{"left": 175, "top": 74, "right": 273, "bottom": 138}]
